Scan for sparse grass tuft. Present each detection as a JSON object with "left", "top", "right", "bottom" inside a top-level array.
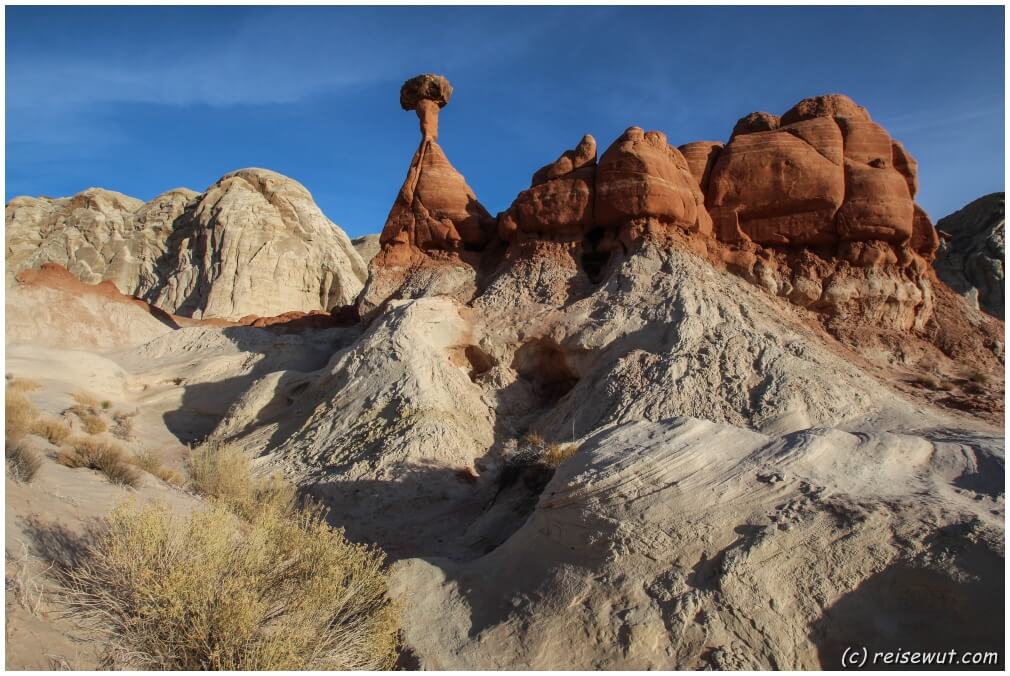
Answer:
[
  {"left": 6, "top": 389, "right": 39, "bottom": 438},
  {"left": 130, "top": 449, "right": 183, "bottom": 487},
  {"left": 6, "top": 437, "right": 43, "bottom": 482},
  {"left": 58, "top": 437, "right": 140, "bottom": 488},
  {"left": 188, "top": 442, "right": 295, "bottom": 520},
  {"left": 71, "top": 391, "right": 100, "bottom": 408},
  {"left": 30, "top": 416, "right": 72, "bottom": 446},
  {"left": 58, "top": 501, "right": 400, "bottom": 670},
  {"left": 7, "top": 377, "right": 42, "bottom": 394},
  {"left": 6, "top": 542, "right": 50, "bottom": 616},
  {"left": 522, "top": 432, "right": 546, "bottom": 449},
  {"left": 68, "top": 405, "right": 109, "bottom": 436},
  {"left": 544, "top": 442, "right": 578, "bottom": 467}
]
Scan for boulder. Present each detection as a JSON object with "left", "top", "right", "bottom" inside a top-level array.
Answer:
[
  {"left": 499, "top": 136, "right": 597, "bottom": 241},
  {"left": 707, "top": 117, "right": 844, "bottom": 245},
  {"left": 595, "top": 127, "right": 712, "bottom": 236},
  {"left": 677, "top": 141, "right": 723, "bottom": 192},
  {"left": 731, "top": 111, "right": 780, "bottom": 137},
  {"left": 934, "top": 192, "right": 1005, "bottom": 319}
]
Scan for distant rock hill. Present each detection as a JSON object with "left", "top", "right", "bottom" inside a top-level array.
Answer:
[
  {"left": 934, "top": 192, "right": 1004, "bottom": 319},
  {"left": 5, "top": 168, "right": 367, "bottom": 319}
]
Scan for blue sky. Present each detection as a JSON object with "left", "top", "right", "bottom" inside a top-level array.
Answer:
[{"left": 5, "top": 5, "right": 1005, "bottom": 237}]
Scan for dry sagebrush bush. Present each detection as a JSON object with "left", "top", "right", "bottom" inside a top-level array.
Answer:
[
  {"left": 58, "top": 437, "right": 140, "bottom": 487},
  {"left": 188, "top": 442, "right": 295, "bottom": 519},
  {"left": 59, "top": 502, "right": 400, "bottom": 670},
  {"left": 7, "top": 377, "right": 42, "bottom": 394},
  {"left": 30, "top": 416, "right": 72, "bottom": 445},
  {"left": 6, "top": 389, "right": 39, "bottom": 437},
  {"left": 111, "top": 411, "right": 136, "bottom": 441},
  {"left": 6, "top": 437, "right": 42, "bottom": 482},
  {"left": 130, "top": 449, "right": 183, "bottom": 487}
]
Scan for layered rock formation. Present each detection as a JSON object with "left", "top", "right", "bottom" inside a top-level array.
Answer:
[
  {"left": 151, "top": 168, "right": 366, "bottom": 318},
  {"left": 361, "top": 74, "right": 497, "bottom": 315},
  {"left": 6, "top": 188, "right": 158, "bottom": 292},
  {"left": 368, "top": 88, "right": 955, "bottom": 338},
  {"left": 5, "top": 169, "right": 367, "bottom": 319},
  {"left": 934, "top": 192, "right": 1005, "bottom": 319}
]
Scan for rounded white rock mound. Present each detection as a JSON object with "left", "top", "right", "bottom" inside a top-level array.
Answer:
[
  {"left": 152, "top": 168, "right": 368, "bottom": 319},
  {"left": 5, "top": 188, "right": 150, "bottom": 291},
  {"left": 392, "top": 417, "right": 1004, "bottom": 669}
]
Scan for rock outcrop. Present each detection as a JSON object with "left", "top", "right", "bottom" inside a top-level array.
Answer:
[
  {"left": 707, "top": 94, "right": 921, "bottom": 250},
  {"left": 595, "top": 127, "right": 713, "bottom": 238},
  {"left": 6, "top": 188, "right": 155, "bottom": 292},
  {"left": 365, "top": 88, "right": 975, "bottom": 343},
  {"left": 376, "top": 74, "right": 495, "bottom": 265},
  {"left": 351, "top": 234, "right": 382, "bottom": 262},
  {"left": 934, "top": 193, "right": 1005, "bottom": 319},
  {"left": 361, "top": 74, "right": 497, "bottom": 315},
  {"left": 498, "top": 135, "right": 597, "bottom": 242},
  {"left": 151, "top": 168, "right": 366, "bottom": 318},
  {"left": 5, "top": 170, "right": 367, "bottom": 319}
]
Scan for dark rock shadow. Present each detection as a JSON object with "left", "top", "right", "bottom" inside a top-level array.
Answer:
[
  {"left": 808, "top": 522, "right": 1004, "bottom": 670},
  {"left": 20, "top": 515, "right": 91, "bottom": 569},
  {"left": 162, "top": 324, "right": 356, "bottom": 445}
]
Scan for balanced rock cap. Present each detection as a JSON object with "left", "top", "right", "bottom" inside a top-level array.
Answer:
[{"left": 400, "top": 73, "right": 453, "bottom": 111}]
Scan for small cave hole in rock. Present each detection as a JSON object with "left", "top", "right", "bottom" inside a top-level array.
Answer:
[
  {"left": 464, "top": 345, "right": 496, "bottom": 381},
  {"left": 511, "top": 338, "right": 579, "bottom": 403},
  {"left": 581, "top": 227, "right": 612, "bottom": 283}
]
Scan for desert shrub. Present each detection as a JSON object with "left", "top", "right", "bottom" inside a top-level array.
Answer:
[
  {"left": 111, "top": 411, "right": 136, "bottom": 441},
  {"left": 6, "top": 437, "right": 42, "bottom": 482},
  {"left": 6, "top": 390, "right": 38, "bottom": 438},
  {"left": 522, "top": 431, "right": 546, "bottom": 449},
  {"left": 6, "top": 542, "right": 49, "bottom": 615},
  {"left": 58, "top": 437, "right": 140, "bottom": 488},
  {"left": 544, "top": 442, "right": 578, "bottom": 467},
  {"left": 30, "top": 416, "right": 72, "bottom": 445},
  {"left": 7, "top": 377, "right": 41, "bottom": 394},
  {"left": 59, "top": 502, "right": 400, "bottom": 669},
  {"left": 130, "top": 449, "right": 183, "bottom": 487},
  {"left": 68, "top": 405, "right": 109, "bottom": 435},
  {"left": 100, "top": 400, "right": 112, "bottom": 410},
  {"left": 71, "top": 391, "right": 100, "bottom": 408},
  {"left": 188, "top": 442, "right": 295, "bottom": 520}
]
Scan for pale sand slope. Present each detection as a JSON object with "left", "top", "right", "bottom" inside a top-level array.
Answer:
[
  {"left": 391, "top": 418, "right": 1003, "bottom": 669},
  {"left": 4, "top": 243, "right": 1004, "bottom": 669}
]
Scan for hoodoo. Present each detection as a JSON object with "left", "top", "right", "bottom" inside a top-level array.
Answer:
[{"left": 360, "top": 74, "right": 496, "bottom": 314}]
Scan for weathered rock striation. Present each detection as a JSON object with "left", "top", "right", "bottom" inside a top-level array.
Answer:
[
  {"left": 151, "top": 168, "right": 366, "bottom": 318},
  {"left": 934, "top": 192, "right": 1005, "bottom": 319},
  {"left": 6, "top": 188, "right": 160, "bottom": 292},
  {"left": 361, "top": 74, "right": 497, "bottom": 315},
  {"left": 5, "top": 169, "right": 367, "bottom": 319},
  {"left": 369, "top": 90, "right": 962, "bottom": 336}
]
